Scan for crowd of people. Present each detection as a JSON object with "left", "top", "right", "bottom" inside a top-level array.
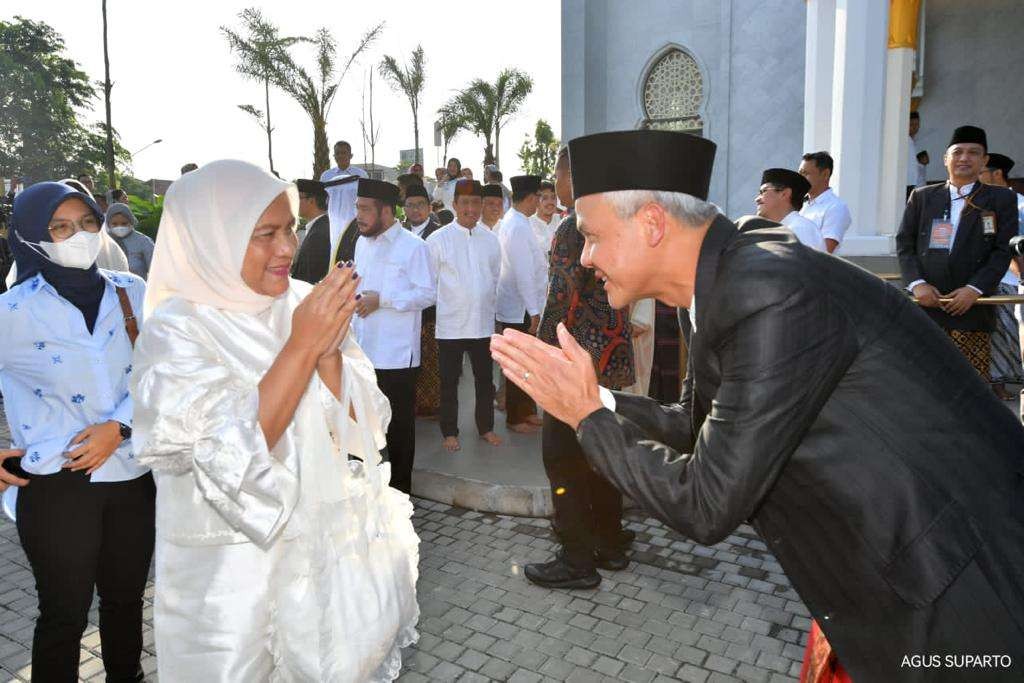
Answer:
[{"left": 0, "top": 117, "right": 1021, "bottom": 682}]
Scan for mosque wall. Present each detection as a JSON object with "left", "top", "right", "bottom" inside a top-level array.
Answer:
[
  {"left": 561, "top": 0, "right": 805, "bottom": 217},
  {"left": 914, "top": 0, "right": 1024, "bottom": 184}
]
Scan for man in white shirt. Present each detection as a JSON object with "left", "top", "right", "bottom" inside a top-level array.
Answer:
[
  {"left": 755, "top": 168, "right": 826, "bottom": 251},
  {"left": 531, "top": 180, "right": 561, "bottom": 259},
  {"left": 798, "top": 151, "right": 852, "bottom": 254},
  {"left": 352, "top": 178, "right": 436, "bottom": 493},
  {"left": 481, "top": 184, "right": 505, "bottom": 230},
  {"left": 907, "top": 111, "right": 929, "bottom": 197},
  {"left": 497, "top": 175, "right": 546, "bottom": 433},
  {"left": 320, "top": 140, "right": 368, "bottom": 260},
  {"left": 426, "top": 180, "right": 503, "bottom": 453}
]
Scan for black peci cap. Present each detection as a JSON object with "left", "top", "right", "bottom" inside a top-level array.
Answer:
[
  {"left": 760, "top": 168, "right": 811, "bottom": 199},
  {"left": 986, "top": 153, "right": 1015, "bottom": 176},
  {"left": 357, "top": 178, "right": 401, "bottom": 204},
  {"left": 948, "top": 125, "right": 987, "bottom": 151},
  {"left": 510, "top": 175, "right": 542, "bottom": 195},
  {"left": 568, "top": 130, "right": 716, "bottom": 200},
  {"left": 295, "top": 179, "right": 325, "bottom": 195}
]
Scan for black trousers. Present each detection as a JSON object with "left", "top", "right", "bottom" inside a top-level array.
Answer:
[
  {"left": 500, "top": 315, "right": 537, "bottom": 424},
  {"left": 376, "top": 367, "right": 418, "bottom": 494},
  {"left": 542, "top": 412, "right": 623, "bottom": 570},
  {"left": 438, "top": 338, "right": 495, "bottom": 438},
  {"left": 15, "top": 469, "right": 155, "bottom": 683}
]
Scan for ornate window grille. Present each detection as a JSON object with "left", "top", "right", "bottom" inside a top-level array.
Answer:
[{"left": 642, "top": 49, "right": 704, "bottom": 134}]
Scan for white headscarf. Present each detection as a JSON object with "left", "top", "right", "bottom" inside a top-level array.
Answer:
[{"left": 144, "top": 159, "right": 296, "bottom": 316}]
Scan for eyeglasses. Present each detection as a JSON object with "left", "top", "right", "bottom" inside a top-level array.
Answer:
[{"left": 48, "top": 215, "right": 102, "bottom": 240}]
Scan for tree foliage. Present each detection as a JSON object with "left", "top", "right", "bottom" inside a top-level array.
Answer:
[
  {"left": 223, "top": 10, "right": 384, "bottom": 178},
  {"left": 0, "top": 17, "right": 128, "bottom": 184},
  {"left": 378, "top": 44, "right": 426, "bottom": 165},
  {"left": 438, "top": 68, "right": 533, "bottom": 167},
  {"left": 518, "top": 119, "right": 559, "bottom": 178},
  {"left": 221, "top": 9, "right": 306, "bottom": 175}
]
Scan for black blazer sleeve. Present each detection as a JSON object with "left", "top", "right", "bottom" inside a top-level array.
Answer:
[
  {"left": 577, "top": 283, "right": 857, "bottom": 546},
  {"left": 896, "top": 188, "right": 925, "bottom": 286},
  {"left": 967, "top": 188, "right": 1017, "bottom": 293}
]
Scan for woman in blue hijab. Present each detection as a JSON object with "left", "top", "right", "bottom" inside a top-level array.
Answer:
[{"left": 0, "top": 182, "right": 154, "bottom": 682}]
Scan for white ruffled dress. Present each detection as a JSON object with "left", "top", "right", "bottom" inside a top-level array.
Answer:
[{"left": 130, "top": 281, "right": 419, "bottom": 682}]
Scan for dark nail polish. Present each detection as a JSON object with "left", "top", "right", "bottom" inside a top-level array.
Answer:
[
  {"left": 351, "top": 271, "right": 359, "bottom": 280},
  {"left": 355, "top": 293, "right": 362, "bottom": 300}
]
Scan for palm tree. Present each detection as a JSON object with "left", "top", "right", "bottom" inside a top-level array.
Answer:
[
  {"left": 221, "top": 8, "right": 305, "bottom": 175},
  {"left": 438, "top": 68, "right": 533, "bottom": 167},
  {"left": 490, "top": 69, "right": 533, "bottom": 168},
  {"left": 378, "top": 45, "right": 425, "bottom": 165},
  {"left": 227, "top": 14, "right": 383, "bottom": 178},
  {"left": 437, "top": 110, "right": 462, "bottom": 163}
]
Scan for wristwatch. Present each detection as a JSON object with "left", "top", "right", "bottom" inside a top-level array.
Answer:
[{"left": 117, "top": 422, "right": 132, "bottom": 441}]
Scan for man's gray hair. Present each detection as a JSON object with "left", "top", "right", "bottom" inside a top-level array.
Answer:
[{"left": 603, "top": 190, "right": 718, "bottom": 227}]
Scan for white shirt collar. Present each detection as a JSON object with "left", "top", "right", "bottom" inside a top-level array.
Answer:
[
  {"left": 368, "top": 220, "right": 403, "bottom": 242},
  {"left": 411, "top": 218, "right": 430, "bottom": 234},
  {"left": 949, "top": 181, "right": 977, "bottom": 199},
  {"left": 807, "top": 187, "right": 834, "bottom": 205}
]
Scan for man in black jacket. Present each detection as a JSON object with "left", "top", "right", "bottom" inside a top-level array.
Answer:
[
  {"left": 896, "top": 125, "right": 1018, "bottom": 380},
  {"left": 491, "top": 129, "right": 1024, "bottom": 682},
  {"left": 290, "top": 179, "right": 331, "bottom": 284}
]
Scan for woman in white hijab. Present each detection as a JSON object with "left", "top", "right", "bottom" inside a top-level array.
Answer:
[{"left": 130, "top": 160, "right": 419, "bottom": 681}]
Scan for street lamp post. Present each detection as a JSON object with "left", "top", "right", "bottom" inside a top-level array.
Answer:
[{"left": 131, "top": 139, "right": 163, "bottom": 157}]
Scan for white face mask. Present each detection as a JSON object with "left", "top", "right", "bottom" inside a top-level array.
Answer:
[
  {"left": 109, "top": 224, "right": 133, "bottom": 238},
  {"left": 19, "top": 230, "right": 104, "bottom": 270}
]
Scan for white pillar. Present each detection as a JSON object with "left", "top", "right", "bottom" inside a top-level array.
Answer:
[
  {"left": 830, "top": 0, "right": 891, "bottom": 256},
  {"left": 878, "top": 47, "right": 916, "bottom": 238},
  {"left": 803, "top": 0, "right": 837, "bottom": 152}
]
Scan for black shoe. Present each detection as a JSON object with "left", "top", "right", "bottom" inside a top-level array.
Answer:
[
  {"left": 524, "top": 555, "right": 601, "bottom": 589},
  {"left": 618, "top": 528, "right": 636, "bottom": 549},
  {"left": 594, "top": 547, "right": 630, "bottom": 571}
]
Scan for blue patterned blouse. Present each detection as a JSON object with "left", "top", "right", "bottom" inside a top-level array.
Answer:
[{"left": 0, "top": 270, "right": 148, "bottom": 482}]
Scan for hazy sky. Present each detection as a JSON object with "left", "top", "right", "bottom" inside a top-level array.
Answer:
[{"left": 7, "top": 1, "right": 561, "bottom": 182}]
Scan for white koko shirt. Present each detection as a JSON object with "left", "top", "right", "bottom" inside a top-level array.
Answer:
[
  {"left": 800, "top": 187, "right": 852, "bottom": 246},
  {"left": 781, "top": 211, "right": 827, "bottom": 252},
  {"left": 496, "top": 208, "right": 547, "bottom": 324},
  {"left": 426, "top": 221, "right": 502, "bottom": 340},
  {"left": 353, "top": 221, "right": 436, "bottom": 369}
]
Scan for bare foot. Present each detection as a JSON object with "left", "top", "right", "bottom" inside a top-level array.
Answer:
[
  {"left": 508, "top": 422, "right": 540, "bottom": 434},
  {"left": 443, "top": 436, "right": 461, "bottom": 452},
  {"left": 525, "top": 414, "right": 543, "bottom": 426},
  {"left": 480, "top": 431, "right": 503, "bottom": 446}
]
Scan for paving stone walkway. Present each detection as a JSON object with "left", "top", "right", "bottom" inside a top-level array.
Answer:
[{"left": 0, "top": 410, "right": 809, "bottom": 682}]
